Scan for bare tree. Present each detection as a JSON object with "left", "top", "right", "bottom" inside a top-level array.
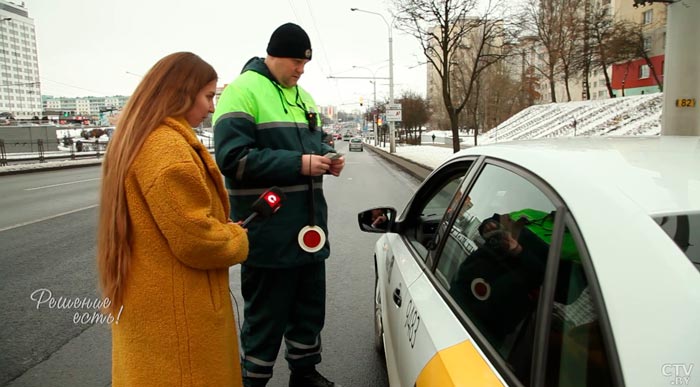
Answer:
[
  {"left": 586, "top": 4, "right": 638, "bottom": 97},
  {"left": 623, "top": 21, "right": 663, "bottom": 93},
  {"left": 557, "top": 0, "right": 586, "bottom": 101},
  {"left": 478, "top": 60, "right": 525, "bottom": 130},
  {"left": 520, "top": 0, "right": 564, "bottom": 102},
  {"left": 397, "top": 91, "right": 430, "bottom": 144},
  {"left": 393, "top": 0, "right": 511, "bottom": 151}
]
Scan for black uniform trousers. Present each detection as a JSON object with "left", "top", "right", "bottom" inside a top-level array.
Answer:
[{"left": 240, "top": 261, "right": 326, "bottom": 385}]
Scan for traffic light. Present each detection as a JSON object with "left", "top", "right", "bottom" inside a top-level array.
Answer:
[
  {"left": 359, "top": 96, "right": 364, "bottom": 106},
  {"left": 62, "top": 111, "right": 69, "bottom": 117}
]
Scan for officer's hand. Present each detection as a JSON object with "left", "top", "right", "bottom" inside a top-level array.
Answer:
[
  {"left": 328, "top": 156, "right": 345, "bottom": 177},
  {"left": 301, "top": 154, "right": 331, "bottom": 176}
]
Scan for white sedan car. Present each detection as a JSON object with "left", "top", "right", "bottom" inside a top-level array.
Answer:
[
  {"left": 358, "top": 137, "right": 699, "bottom": 387},
  {"left": 349, "top": 137, "right": 364, "bottom": 152}
]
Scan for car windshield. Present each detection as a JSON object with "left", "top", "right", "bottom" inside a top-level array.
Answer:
[
  {"left": 351, "top": 138, "right": 361, "bottom": 142},
  {"left": 653, "top": 213, "right": 700, "bottom": 272}
]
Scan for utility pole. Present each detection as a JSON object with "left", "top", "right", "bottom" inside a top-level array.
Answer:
[
  {"left": 350, "top": 8, "right": 398, "bottom": 153},
  {"left": 660, "top": 0, "right": 699, "bottom": 135}
]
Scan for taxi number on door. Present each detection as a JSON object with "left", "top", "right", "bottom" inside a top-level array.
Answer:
[{"left": 404, "top": 299, "right": 421, "bottom": 348}]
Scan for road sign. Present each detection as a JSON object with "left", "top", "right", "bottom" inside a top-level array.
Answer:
[
  {"left": 386, "top": 103, "right": 402, "bottom": 122},
  {"left": 386, "top": 109, "right": 402, "bottom": 122}
]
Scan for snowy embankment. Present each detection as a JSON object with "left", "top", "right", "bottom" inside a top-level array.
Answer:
[{"left": 478, "top": 93, "right": 662, "bottom": 144}]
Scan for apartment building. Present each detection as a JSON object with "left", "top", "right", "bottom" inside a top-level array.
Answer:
[
  {"left": 42, "top": 95, "right": 129, "bottom": 116},
  {"left": 610, "top": 0, "right": 666, "bottom": 96},
  {"left": 0, "top": 0, "right": 42, "bottom": 119}
]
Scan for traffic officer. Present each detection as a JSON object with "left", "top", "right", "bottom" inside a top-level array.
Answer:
[{"left": 213, "top": 23, "right": 344, "bottom": 387}]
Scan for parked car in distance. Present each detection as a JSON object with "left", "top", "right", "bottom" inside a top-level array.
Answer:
[
  {"left": 358, "top": 136, "right": 700, "bottom": 387},
  {"left": 349, "top": 137, "right": 363, "bottom": 152}
]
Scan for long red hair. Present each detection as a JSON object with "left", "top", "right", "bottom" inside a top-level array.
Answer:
[{"left": 97, "top": 52, "right": 217, "bottom": 312}]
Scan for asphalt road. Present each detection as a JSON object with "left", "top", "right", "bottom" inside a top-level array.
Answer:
[{"left": 0, "top": 142, "right": 420, "bottom": 386}]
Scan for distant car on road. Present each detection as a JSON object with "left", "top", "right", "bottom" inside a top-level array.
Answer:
[
  {"left": 322, "top": 131, "right": 335, "bottom": 149},
  {"left": 343, "top": 133, "right": 353, "bottom": 141},
  {"left": 349, "top": 137, "right": 363, "bottom": 152},
  {"left": 358, "top": 136, "right": 700, "bottom": 387}
]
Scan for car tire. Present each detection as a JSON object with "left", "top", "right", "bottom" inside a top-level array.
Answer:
[{"left": 374, "top": 268, "right": 385, "bottom": 354}]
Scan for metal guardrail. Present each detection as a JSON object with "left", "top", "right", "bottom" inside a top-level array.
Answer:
[
  {"left": 0, "top": 136, "right": 215, "bottom": 166},
  {"left": 0, "top": 138, "right": 108, "bottom": 165}
]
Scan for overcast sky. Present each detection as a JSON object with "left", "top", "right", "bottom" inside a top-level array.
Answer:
[{"left": 23, "top": 0, "right": 428, "bottom": 112}]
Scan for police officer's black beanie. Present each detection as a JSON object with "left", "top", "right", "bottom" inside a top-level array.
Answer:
[{"left": 266, "top": 23, "right": 313, "bottom": 61}]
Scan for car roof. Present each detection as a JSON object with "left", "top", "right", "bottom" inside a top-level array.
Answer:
[{"left": 456, "top": 136, "right": 700, "bottom": 216}]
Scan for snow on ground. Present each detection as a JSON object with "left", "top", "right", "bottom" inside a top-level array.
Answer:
[
  {"left": 0, "top": 158, "right": 104, "bottom": 173},
  {"left": 374, "top": 143, "right": 453, "bottom": 170},
  {"left": 477, "top": 93, "right": 662, "bottom": 144}
]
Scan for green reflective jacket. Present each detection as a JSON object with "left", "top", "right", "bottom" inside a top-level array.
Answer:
[
  {"left": 213, "top": 57, "right": 333, "bottom": 268},
  {"left": 508, "top": 209, "right": 580, "bottom": 262}
]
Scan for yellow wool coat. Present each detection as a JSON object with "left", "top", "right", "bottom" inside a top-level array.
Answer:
[{"left": 111, "top": 117, "right": 248, "bottom": 387}]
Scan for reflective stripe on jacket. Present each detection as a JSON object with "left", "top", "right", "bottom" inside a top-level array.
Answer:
[{"left": 213, "top": 57, "right": 333, "bottom": 268}]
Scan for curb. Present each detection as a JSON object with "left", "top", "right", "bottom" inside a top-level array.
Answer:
[
  {"left": 363, "top": 143, "right": 433, "bottom": 181},
  {"left": 0, "top": 160, "right": 104, "bottom": 176}
]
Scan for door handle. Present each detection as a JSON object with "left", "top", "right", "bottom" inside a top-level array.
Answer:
[{"left": 392, "top": 288, "right": 402, "bottom": 307}]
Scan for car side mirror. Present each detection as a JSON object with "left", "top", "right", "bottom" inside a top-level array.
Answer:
[{"left": 357, "top": 207, "right": 397, "bottom": 233}]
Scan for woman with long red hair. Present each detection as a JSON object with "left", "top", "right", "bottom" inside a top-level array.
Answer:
[{"left": 97, "top": 52, "right": 248, "bottom": 386}]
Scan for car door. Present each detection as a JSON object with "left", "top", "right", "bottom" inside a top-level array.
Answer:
[
  {"left": 381, "top": 158, "right": 475, "bottom": 386},
  {"left": 429, "top": 160, "right": 559, "bottom": 385},
  {"left": 425, "top": 159, "right": 618, "bottom": 387}
]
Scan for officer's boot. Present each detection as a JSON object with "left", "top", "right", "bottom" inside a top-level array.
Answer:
[{"left": 288, "top": 367, "right": 336, "bottom": 387}]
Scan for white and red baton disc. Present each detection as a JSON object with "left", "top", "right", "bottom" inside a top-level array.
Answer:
[{"left": 298, "top": 225, "right": 326, "bottom": 253}]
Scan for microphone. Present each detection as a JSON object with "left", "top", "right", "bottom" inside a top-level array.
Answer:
[{"left": 240, "top": 187, "right": 286, "bottom": 227}]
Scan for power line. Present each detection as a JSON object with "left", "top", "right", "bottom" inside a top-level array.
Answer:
[
  {"left": 287, "top": 0, "right": 301, "bottom": 23},
  {"left": 40, "top": 77, "right": 114, "bottom": 96},
  {"left": 302, "top": 0, "right": 342, "bottom": 106},
  {"left": 304, "top": 0, "right": 333, "bottom": 75}
]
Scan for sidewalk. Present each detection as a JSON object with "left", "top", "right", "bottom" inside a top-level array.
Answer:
[{"left": 364, "top": 144, "right": 433, "bottom": 181}]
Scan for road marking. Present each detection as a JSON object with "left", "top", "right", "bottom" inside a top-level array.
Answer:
[
  {"left": 0, "top": 204, "right": 99, "bottom": 232},
  {"left": 24, "top": 178, "right": 101, "bottom": 191}
]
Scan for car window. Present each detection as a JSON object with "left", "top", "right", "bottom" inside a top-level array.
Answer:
[
  {"left": 653, "top": 214, "right": 700, "bottom": 272},
  {"left": 437, "top": 163, "right": 556, "bottom": 385},
  {"left": 545, "top": 224, "right": 614, "bottom": 387},
  {"left": 404, "top": 163, "right": 472, "bottom": 262}
]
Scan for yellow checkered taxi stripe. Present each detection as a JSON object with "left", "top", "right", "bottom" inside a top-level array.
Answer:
[{"left": 416, "top": 340, "right": 504, "bottom": 386}]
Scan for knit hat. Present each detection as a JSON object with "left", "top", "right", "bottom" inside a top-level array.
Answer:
[{"left": 266, "top": 23, "right": 313, "bottom": 60}]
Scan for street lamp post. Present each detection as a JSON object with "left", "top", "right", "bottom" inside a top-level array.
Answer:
[
  {"left": 350, "top": 8, "right": 396, "bottom": 153},
  {"left": 352, "top": 66, "right": 379, "bottom": 145}
]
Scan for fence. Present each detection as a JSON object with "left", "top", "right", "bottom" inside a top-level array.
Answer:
[
  {"left": 0, "top": 138, "right": 108, "bottom": 166},
  {"left": 0, "top": 136, "right": 215, "bottom": 166}
]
